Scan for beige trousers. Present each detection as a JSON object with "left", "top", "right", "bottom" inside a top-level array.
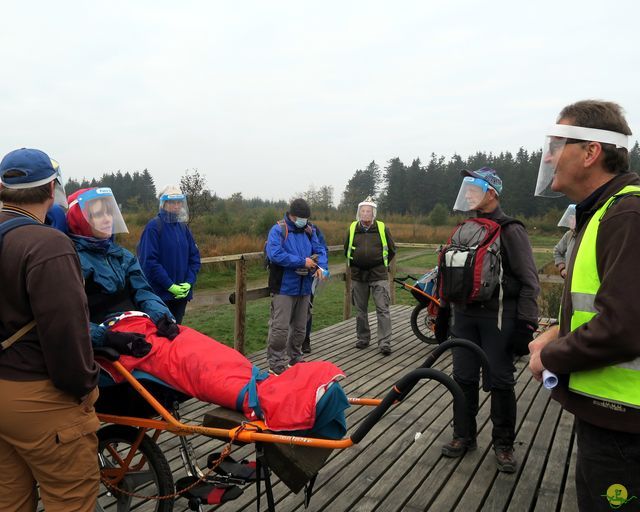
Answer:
[{"left": 0, "top": 379, "right": 100, "bottom": 512}]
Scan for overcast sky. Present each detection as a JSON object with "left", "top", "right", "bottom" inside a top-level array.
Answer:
[{"left": 1, "top": 1, "right": 639, "bottom": 203}]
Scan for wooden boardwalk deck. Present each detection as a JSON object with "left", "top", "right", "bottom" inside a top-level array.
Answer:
[{"left": 103, "top": 305, "right": 579, "bottom": 512}]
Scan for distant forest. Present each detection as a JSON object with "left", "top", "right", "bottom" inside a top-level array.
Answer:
[{"left": 66, "top": 142, "right": 640, "bottom": 220}]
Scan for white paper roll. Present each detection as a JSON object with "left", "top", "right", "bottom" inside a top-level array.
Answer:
[{"left": 542, "top": 369, "right": 558, "bottom": 389}]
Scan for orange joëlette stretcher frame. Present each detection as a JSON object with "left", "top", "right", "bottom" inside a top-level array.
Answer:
[{"left": 95, "top": 339, "right": 491, "bottom": 511}]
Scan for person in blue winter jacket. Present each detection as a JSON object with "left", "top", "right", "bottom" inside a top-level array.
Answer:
[
  {"left": 66, "top": 187, "right": 179, "bottom": 353},
  {"left": 137, "top": 185, "right": 201, "bottom": 324},
  {"left": 266, "top": 198, "right": 327, "bottom": 375}
]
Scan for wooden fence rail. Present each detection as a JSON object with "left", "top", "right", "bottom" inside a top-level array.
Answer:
[{"left": 197, "top": 243, "right": 555, "bottom": 354}]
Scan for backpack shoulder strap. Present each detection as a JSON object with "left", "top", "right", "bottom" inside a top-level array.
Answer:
[
  {"left": 0, "top": 216, "right": 41, "bottom": 350},
  {"left": 277, "top": 219, "right": 288, "bottom": 242},
  {"left": 0, "top": 217, "right": 41, "bottom": 248}
]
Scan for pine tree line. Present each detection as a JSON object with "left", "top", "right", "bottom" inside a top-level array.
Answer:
[
  {"left": 65, "top": 169, "right": 157, "bottom": 210},
  {"left": 340, "top": 142, "right": 640, "bottom": 217}
]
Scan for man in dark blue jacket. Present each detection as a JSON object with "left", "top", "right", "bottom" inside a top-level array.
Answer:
[
  {"left": 266, "top": 198, "right": 328, "bottom": 375},
  {"left": 138, "top": 185, "right": 201, "bottom": 323}
]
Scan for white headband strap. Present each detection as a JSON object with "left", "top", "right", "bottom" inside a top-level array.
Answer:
[
  {"left": 547, "top": 124, "right": 629, "bottom": 149},
  {"left": 0, "top": 172, "right": 58, "bottom": 189}
]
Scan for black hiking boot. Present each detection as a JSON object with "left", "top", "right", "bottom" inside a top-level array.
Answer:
[
  {"left": 302, "top": 339, "right": 311, "bottom": 354},
  {"left": 441, "top": 437, "right": 477, "bottom": 458}
]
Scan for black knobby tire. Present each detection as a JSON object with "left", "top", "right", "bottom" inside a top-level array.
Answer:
[
  {"left": 410, "top": 302, "right": 437, "bottom": 344},
  {"left": 97, "top": 425, "right": 174, "bottom": 512}
]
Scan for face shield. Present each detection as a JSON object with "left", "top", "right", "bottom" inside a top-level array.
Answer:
[
  {"left": 71, "top": 187, "right": 128, "bottom": 237},
  {"left": 50, "top": 159, "right": 68, "bottom": 208},
  {"left": 557, "top": 204, "right": 576, "bottom": 229},
  {"left": 453, "top": 177, "right": 491, "bottom": 212},
  {"left": 535, "top": 124, "right": 630, "bottom": 197},
  {"left": 356, "top": 203, "right": 377, "bottom": 224},
  {"left": 159, "top": 193, "right": 189, "bottom": 223}
]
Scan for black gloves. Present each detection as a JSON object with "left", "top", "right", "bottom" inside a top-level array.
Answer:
[
  {"left": 156, "top": 314, "right": 180, "bottom": 340},
  {"left": 104, "top": 331, "right": 152, "bottom": 358},
  {"left": 510, "top": 319, "right": 537, "bottom": 356},
  {"left": 434, "top": 305, "right": 451, "bottom": 344}
]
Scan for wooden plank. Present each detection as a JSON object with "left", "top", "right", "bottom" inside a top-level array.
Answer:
[
  {"left": 507, "top": 397, "right": 563, "bottom": 511},
  {"left": 559, "top": 429, "right": 579, "bottom": 512},
  {"left": 534, "top": 409, "right": 576, "bottom": 512}
]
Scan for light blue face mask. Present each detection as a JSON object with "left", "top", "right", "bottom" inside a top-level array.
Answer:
[{"left": 294, "top": 217, "right": 308, "bottom": 228}]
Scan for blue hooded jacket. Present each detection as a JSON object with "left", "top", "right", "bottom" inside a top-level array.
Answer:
[
  {"left": 266, "top": 215, "right": 328, "bottom": 296},
  {"left": 137, "top": 211, "right": 201, "bottom": 302},
  {"left": 72, "top": 235, "right": 173, "bottom": 346}
]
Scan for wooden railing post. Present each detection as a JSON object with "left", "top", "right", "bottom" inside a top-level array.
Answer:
[
  {"left": 343, "top": 263, "right": 352, "bottom": 320},
  {"left": 389, "top": 258, "right": 397, "bottom": 305},
  {"left": 234, "top": 256, "right": 247, "bottom": 354}
]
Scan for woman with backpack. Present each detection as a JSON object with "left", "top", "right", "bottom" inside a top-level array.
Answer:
[
  {"left": 436, "top": 167, "right": 540, "bottom": 473},
  {"left": 137, "top": 184, "right": 201, "bottom": 324}
]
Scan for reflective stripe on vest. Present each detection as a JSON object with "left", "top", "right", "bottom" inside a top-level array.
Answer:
[
  {"left": 568, "top": 184, "right": 640, "bottom": 409},
  {"left": 346, "top": 220, "right": 389, "bottom": 267}
]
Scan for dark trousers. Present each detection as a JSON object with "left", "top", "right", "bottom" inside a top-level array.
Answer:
[
  {"left": 304, "top": 293, "right": 315, "bottom": 345},
  {"left": 166, "top": 299, "right": 188, "bottom": 324},
  {"left": 575, "top": 418, "right": 640, "bottom": 512},
  {"left": 450, "top": 309, "right": 517, "bottom": 447}
]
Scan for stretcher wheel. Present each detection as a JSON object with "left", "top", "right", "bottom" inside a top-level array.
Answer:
[
  {"left": 97, "top": 425, "right": 174, "bottom": 512},
  {"left": 411, "top": 302, "right": 437, "bottom": 344}
]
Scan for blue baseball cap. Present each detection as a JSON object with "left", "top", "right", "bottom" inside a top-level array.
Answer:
[
  {"left": 0, "top": 148, "right": 59, "bottom": 189},
  {"left": 460, "top": 167, "right": 503, "bottom": 195}
]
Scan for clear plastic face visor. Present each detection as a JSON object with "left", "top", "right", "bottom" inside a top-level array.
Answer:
[
  {"left": 356, "top": 203, "right": 377, "bottom": 224},
  {"left": 453, "top": 177, "right": 491, "bottom": 212},
  {"left": 74, "top": 188, "right": 129, "bottom": 237},
  {"left": 557, "top": 204, "right": 576, "bottom": 229},
  {"left": 159, "top": 193, "right": 189, "bottom": 223},
  {"left": 50, "top": 160, "right": 68, "bottom": 208},
  {"left": 535, "top": 124, "right": 630, "bottom": 197}
]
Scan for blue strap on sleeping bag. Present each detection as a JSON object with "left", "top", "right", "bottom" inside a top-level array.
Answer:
[{"left": 235, "top": 366, "right": 270, "bottom": 419}]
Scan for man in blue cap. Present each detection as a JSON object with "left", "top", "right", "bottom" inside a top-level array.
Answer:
[
  {"left": 438, "top": 167, "right": 540, "bottom": 473},
  {"left": 0, "top": 148, "right": 100, "bottom": 511}
]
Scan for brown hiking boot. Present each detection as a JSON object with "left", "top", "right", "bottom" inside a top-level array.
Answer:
[
  {"left": 441, "top": 437, "right": 477, "bottom": 458},
  {"left": 495, "top": 446, "right": 517, "bottom": 473}
]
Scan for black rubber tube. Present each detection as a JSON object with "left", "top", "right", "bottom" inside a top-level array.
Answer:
[
  {"left": 420, "top": 338, "right": 492, "bottom": 392},
  {"left": 350, "top": 368, "right": 467, "bottom": 444}
]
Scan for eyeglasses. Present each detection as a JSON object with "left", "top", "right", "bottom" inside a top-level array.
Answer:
[{"left": 548, "top": 137, "right": 586, "bottom": 155}]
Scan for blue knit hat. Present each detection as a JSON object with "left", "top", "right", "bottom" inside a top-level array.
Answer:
[{"left": 460, "top": 167, "right": 503, "bottom": 195}]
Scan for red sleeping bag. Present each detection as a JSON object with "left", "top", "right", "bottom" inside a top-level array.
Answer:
[{"left": 99, "top": 315, "right": 345, "bottom": 432}]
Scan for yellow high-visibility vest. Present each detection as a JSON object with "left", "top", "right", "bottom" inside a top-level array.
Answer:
[
  {"left": 346, "top": 220, "right": 388, "bottom": 267},
  {"left": 568, "top": 185, "right": 640, "bottom": 409}
]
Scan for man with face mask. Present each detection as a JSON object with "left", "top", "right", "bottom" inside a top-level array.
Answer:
[
  {"left": 529, "top": 100, "right": 640, "bottom": 510},
  {"left": 440, "top": 168, "right": 539, "bottom": 474},
  {"left": 0, "top": 148, "right": 100, "bottom": 511},
  {"left": 345, "top": 196, "right": 396, "bottom": 355},
  {"left": 265, "top": 198, "right": 328, "bottom": 375}
]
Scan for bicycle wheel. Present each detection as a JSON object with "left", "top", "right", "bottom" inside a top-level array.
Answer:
[
  {"left": 410, "top": 302, "right": 437, "bottom": 344},
  {"left": 97, "top": 425, "right": 174, "bottom": 512}
]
